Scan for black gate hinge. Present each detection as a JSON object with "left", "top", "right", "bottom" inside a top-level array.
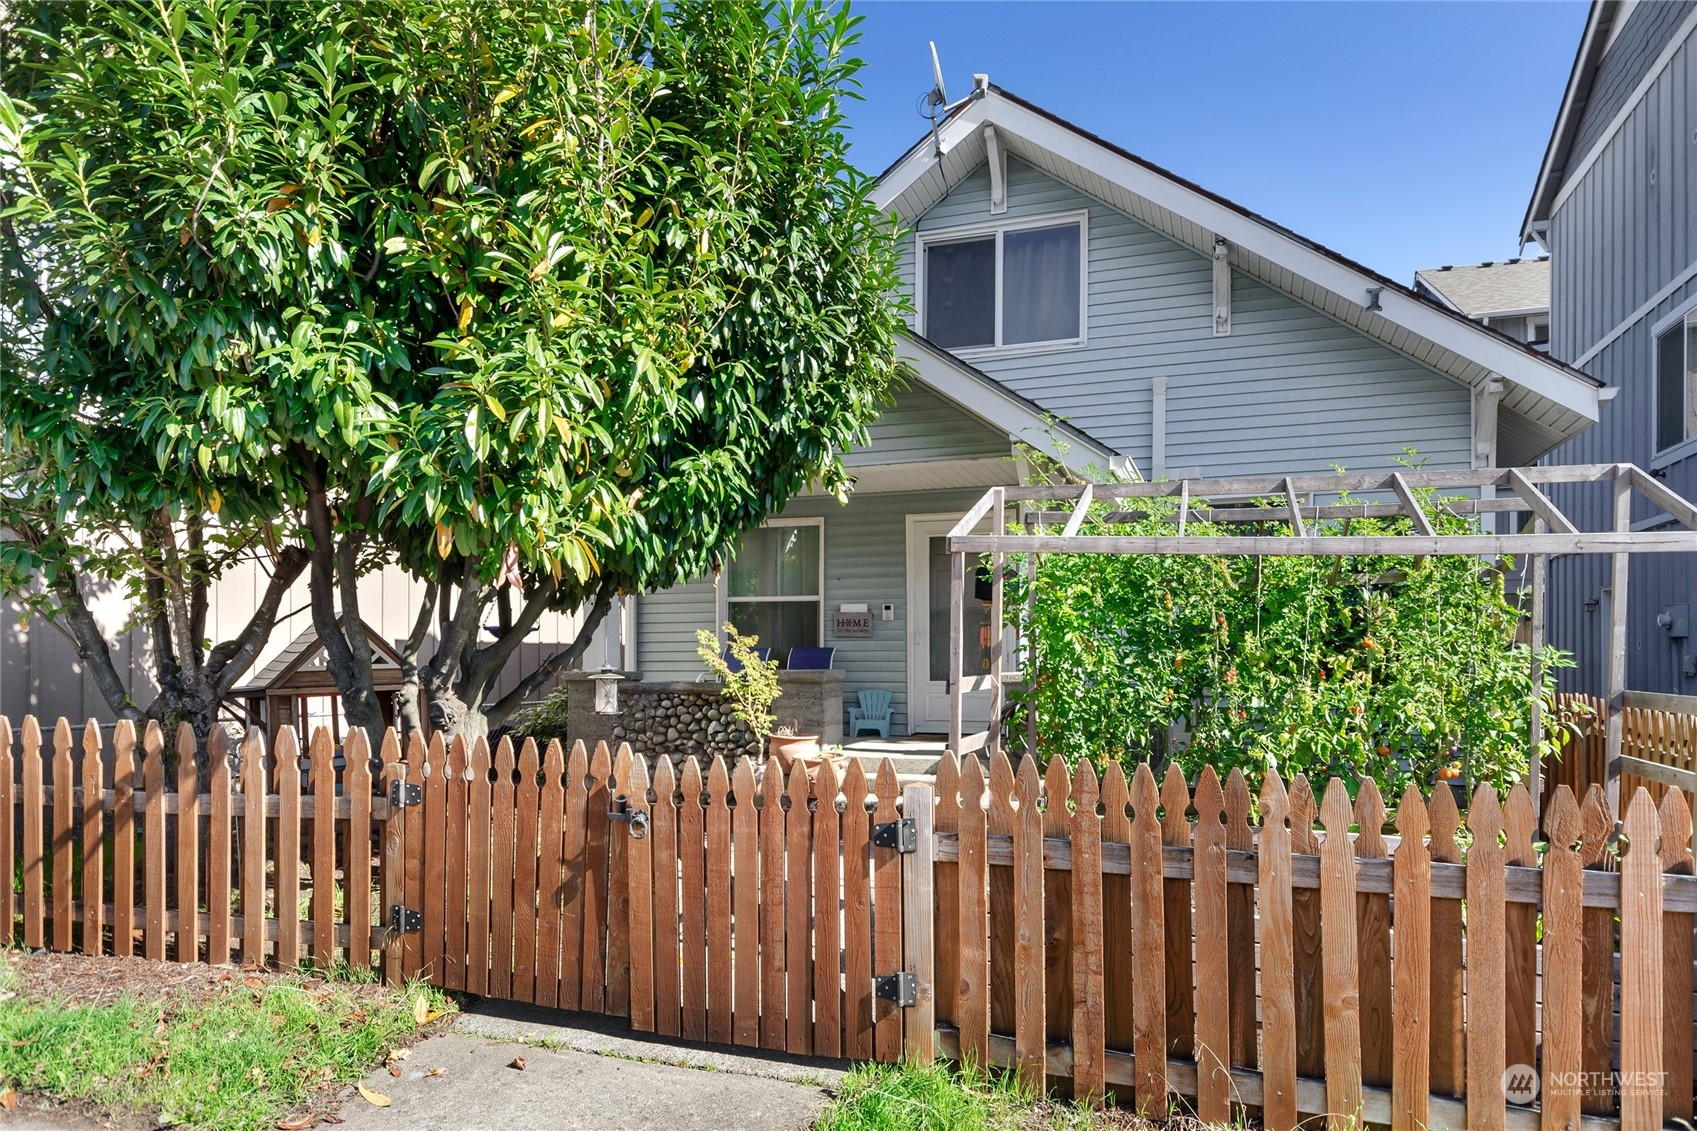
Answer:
[
  {"left": 874, "top": 971, "right": 917, "bottom": 1007},
  {"left": 389, "top": 905, "right": 422, "bottom": 934},
  {"left": 871, "top": 818, "right": 917, "bottom": 853},
  {"left": 390, "top": 781, "right": 423, "bottom": 808}
]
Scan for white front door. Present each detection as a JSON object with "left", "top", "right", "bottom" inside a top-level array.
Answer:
[{"left": 906, "top": 515, "right": 995, "bottom": 735}]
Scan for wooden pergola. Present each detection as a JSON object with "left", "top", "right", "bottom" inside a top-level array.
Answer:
[{"left": 946, "top": 462, "right": 1697, "bottom": 823}]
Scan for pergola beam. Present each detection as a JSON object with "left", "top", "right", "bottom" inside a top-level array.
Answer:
[
  {"left": 999, "top": 463, "right": 1626, "bottom": 503},
  {"left": 1506, "top": 468, "right": 1579, "bottom": 535},
  {"left": 1389, "top": 472, "right": 1435, "bottom": 537},
  {"left": 1026, "top": 497, "right": 1539, "bottom": 527},
  {"left": 950, "top": 531, "right": 1697, "bottom": 557}
]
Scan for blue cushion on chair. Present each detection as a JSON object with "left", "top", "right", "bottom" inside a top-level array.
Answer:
[{"left": 786, "top": 646, "right": 836, "bottom": 670}]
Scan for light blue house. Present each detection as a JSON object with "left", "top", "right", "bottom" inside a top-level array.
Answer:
[{"left": 632, "top": 83, "right": 1606, "bottom": 739}]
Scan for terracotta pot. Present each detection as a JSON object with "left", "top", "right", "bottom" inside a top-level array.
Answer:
[{"left": 767, "top": 733, "right": 821, "bottom": 768}]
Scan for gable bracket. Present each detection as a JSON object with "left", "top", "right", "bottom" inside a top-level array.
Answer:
[
  {"left": 1212, "top": 237, "right": 1231, "bottom": 336},
  {"left": 984, "top": 125, "right": 1007, "bottom": 215}
]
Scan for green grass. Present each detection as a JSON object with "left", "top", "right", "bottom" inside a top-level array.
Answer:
[
  {"left": 814, "top": 1061, "right": 1165, "bottom": 1131},
  {"left": 0, "top": 961, "right": 452, "bottom": 1131}
]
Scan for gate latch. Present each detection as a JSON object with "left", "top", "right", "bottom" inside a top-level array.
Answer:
[
  {"left": 608, "top": 802, "right": 650, "bottom": 840},
  {"left": 874, "top": 971, "right": 917, "bottom": 1007},
  {"left": 390, "top": 781, "right": 423, "bottom": 808},
  {"left": 872, "top": 818, "right": 917, "bottom": 853},
  {"left": 389, "top": 905, "right": 422, "bottom": 934}
]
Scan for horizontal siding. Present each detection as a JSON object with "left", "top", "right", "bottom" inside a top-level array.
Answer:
[
  {"left": 848, "top": 385, "right": 1009, "bottom": 467},
  {"left": 635, "top": 577, "right": 718, "bottom": 683},
  {"left": 635, "top": 487, "right": 988, "bottom": 735},
  {"left": 899, "top": 156, "right": 1474, "bottom": 477},
  {"left": 4, "top": 562, "right": 598, "bottom": 726},
  {"left": 1550, "top": 23, "right": 1696, "bottom": 358}
]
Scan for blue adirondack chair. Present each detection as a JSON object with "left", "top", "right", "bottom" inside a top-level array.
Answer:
[{"left": 848, "top": 688, "right": 893, "bottom": 739}]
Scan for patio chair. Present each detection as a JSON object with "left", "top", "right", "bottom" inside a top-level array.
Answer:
[
  {"left": 785, "top": 646, "right": 836, "bottom": 670},
  {"left": 848, "top": 688, "right": 893, "bottom": 739},
  {"left": 696, "top": 644, "right": 773, "bottom": 680}
]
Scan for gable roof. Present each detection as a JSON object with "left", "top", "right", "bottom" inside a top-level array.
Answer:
[
  {"left": 873, "top": 85, "right": 1604, "bottom": 466},
  {"left": 231, "top": 619, "right": 402, "bottom": 695},
  {"left": 897, "top": 331, "right": 1130, "bottom": 478},
  {"left": 1521, "top": 1, "right": 1618, "bottom": 244},
  {"left": 1414, "top": 258, "right": 1550, "bottom": 319}
]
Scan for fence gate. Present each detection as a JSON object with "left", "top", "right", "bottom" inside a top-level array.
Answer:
[{"left": 393, "top": 735, "right": 929, "bottom": 1064}]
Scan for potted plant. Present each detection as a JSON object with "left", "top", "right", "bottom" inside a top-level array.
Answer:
[{"left": 696, "top": 624, "right": 786, "bottom": 758}]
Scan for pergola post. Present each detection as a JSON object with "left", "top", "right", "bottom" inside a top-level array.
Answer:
[
  {"left": 1528, "top": 528, "right": 1547, "bottom": 821},
  {"left": 1604, "top": 465, "right": 1632, "bottom": 822},
  {"left": 949, "top": 548, "right": 964, "bottom": 758},
  {"left": 987, "top": 487, "right": 1007, "bottom": 760}
]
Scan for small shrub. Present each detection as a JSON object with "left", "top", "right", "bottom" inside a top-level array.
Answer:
[{"left": 696, "top": 623, "right": 782, "bottom": 741}]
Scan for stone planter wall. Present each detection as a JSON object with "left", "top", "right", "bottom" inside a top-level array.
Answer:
[{"left": 554, "top": 670, "right": 844, "bottom": 764}]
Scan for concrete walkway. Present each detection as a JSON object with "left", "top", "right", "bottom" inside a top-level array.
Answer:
[{"left": 331, "top": 1002, "right": 845, "bottom": 1131}]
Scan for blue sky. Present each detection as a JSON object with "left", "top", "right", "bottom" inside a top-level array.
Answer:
[{"left": 838, "top": 1, "right": 1588, "bottom": 286}]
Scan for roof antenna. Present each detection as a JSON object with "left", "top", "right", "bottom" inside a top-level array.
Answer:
[{"left": 921, "top": 42, "right": 986, "bottom": 158}]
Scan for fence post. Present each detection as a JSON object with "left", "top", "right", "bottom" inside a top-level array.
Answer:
[
  {"left": 902, "top": 781, "right": 937, "bottom": 1065},
  {"left": 379, "top": 730, "right": 405, "bottom": 987}
]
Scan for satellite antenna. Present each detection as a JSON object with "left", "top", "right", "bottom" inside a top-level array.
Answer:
[{"left": 920, "top": 41, "right": 985, "bottom": 157}]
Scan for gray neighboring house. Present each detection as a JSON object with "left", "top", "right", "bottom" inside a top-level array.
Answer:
[
  {"left": 1523, "top": 0, "right": 1697, "bottom": 696},
  {"left": 1414, "top": 257, "right": 1551, "bottom": 351},
  {"left": 633, "top": 83, "right": 1605, "bottom": 738}
]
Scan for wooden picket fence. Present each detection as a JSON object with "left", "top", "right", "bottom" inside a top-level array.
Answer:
[
  {"left": 1549, "top": 691, "right": 1697, "bottom": 809},
  {"left": 0, "top": 716, "right": 403, "bottom": 971},
  {"left": 10, "top": 713, "right": 1697, "bottom": 1131},
  {"left": 910, "top": 752, "right": 1697, "bottom": 1131}
]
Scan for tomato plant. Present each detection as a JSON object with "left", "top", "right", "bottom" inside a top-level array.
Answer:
[{"left": 1005, "top": 471, "right": 1573, "bottom": 798}]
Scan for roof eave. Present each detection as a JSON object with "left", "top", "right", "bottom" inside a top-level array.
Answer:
[{"left": 1522, "top": 1, "right": 1616, "bottom": 242}]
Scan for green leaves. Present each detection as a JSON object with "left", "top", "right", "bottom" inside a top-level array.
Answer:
[{"left": 1008, "top": 484, "right": 1574, "bottom": 799}]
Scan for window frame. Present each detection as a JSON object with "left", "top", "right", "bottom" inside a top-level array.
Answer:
[
  {"left": 1651, "top": 295, "right": 1697, "bottom": 467},
  {"left": 915, "top": 209, "right": 1089, "bottom": 357},
  {"left": 717, "top": 517, "right": 825, "bottom": 655}
]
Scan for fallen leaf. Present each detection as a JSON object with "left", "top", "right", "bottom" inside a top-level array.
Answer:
[
  {"left": 356, "top": 1083, "right": 392, "bottom": 1108},
  {"left": 412, "top": 994, "right": 429, "bottom": 1026},
  {"left": 276, "top": 1114, "right": 315, "bottom": 1130},
  {"left": 424, "top": 1067, "right": 446, "bottom": 1078},
  {"left": 244, "top": 976, "right": 265, "bottom": 990},
  {"left": 423, "top": 1009, "right": 450, "bottom": 1024},
  {"left": 322, "top": 1118, "right": 343, "bottom": 1126},
  {"left": 507, "top": 1057, "right": 526, "bottom": 1071},
  {"left": 385, "top": 1048, "right": 411, "bottom": 1065},
  {"left": 388, "top": 1066, "right": 401, "bottom": 1078},
  {"left": 0, "top": 1088, "right": 17, "bottom": 1111}
]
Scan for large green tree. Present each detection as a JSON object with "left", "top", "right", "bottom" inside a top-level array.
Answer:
[
  {"left": 279, "top": 0, "right": 907, "bottom": 738},
  {"left": 0, "top": 0, "right": 357, "bottom": 743},
  {"left": 3, "top": 0, "right": 906, "bottom": 741}
]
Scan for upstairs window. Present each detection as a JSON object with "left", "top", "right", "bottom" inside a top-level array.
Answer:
[
  {"left": 1655, "top": 310, "right": 1697, "bottom": 454},
  {"left": 921, "top": 214, "right": 1085, "bottom": 352}
]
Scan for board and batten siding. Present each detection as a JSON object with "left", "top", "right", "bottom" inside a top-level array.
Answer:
[
  {"left": 896, "top": 156, "right": 1475, "bottom": 478},
  {"left": 1549, "top": 14, "right": 1697, "bottom": 362},
  {"left": 1541, "top": 10, "right": 1697, "bottom": 699}
]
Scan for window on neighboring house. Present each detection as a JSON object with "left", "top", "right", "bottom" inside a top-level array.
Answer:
[
  {"left": 1655, "top": 311, "right": 1697, "bottom": 453},
  {"left": 921, "top": 215, "right": 1085, "bottom": 351},
  {"left": 726, "top": 521, "right": 822, "bottom": 666},
  {"left": 1529, "top": 318, "right": 1550, "bottom": 349}
]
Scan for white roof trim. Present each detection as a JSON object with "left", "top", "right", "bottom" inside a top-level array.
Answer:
[
  {"left": 877, "top": 91, "right": 1602, "bottom": 439},
  {"left": 896, "top": 334, "right": 1131, "bottom": 479}
]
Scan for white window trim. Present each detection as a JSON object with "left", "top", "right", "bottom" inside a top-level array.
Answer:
[
  {"left": 716, "top": 517, "right": 825, "bottom": 649},
  {"left": 915, "top": 209, "right": 1089, "bottom": 357},
  {"left": 1651, "top": 295, "right": 1697, "bottom": 463}
]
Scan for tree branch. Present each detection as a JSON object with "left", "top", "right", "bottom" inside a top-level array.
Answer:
[
  {"left": 43, "top": 561, "right": 144, "bottom": 722},
  {"left": 205, "top": 544, "right": 309, "bottom": 694},
  {"left": 484, "top": 578, "right": 615, "bottom": 731},
  {"left": 461, "top": 578, "right": 558, "bottom": 706}
]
